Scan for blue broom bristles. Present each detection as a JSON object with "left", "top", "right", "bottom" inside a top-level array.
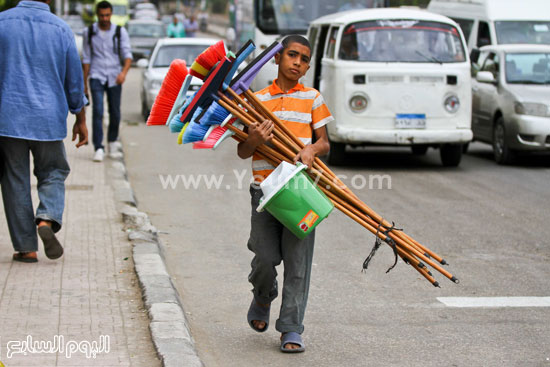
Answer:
[
  {"left": 182, "top": 120, "right": 210, "bottom": 144},
  {"left": 169, "top": 108, "right": 185, "bottom": 133},
  {"left": 181, "top": 107, "right": 208, "bottom": 143},
  {"left": 200, "top": 101, "right": 230, "bottom": 126},
  {"left": 170, "top": 90, "right": 199, "bottom": 133}
]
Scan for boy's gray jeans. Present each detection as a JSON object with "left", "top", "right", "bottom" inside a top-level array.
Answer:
[{"left": 247, "top": 185, "right": 315, "bottom": 335}]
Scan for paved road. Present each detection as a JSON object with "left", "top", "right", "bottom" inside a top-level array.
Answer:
[{"left": 121, "top": 67, "right": 550, "bottom": 367}]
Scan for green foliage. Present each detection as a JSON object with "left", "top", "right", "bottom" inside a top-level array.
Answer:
[{"left": 0, "top": 0, "right": 20, "bottom": 12}]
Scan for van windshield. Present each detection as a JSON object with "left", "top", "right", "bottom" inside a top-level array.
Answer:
[
  {"left": 339, "top": 20, "right": 466, "bottom": 63},
  {"left": 496, "top": 21, "right": 550, "bottom": 45},
  {"left": 505, "top": 53, "right": 550, "bottom": 84}
]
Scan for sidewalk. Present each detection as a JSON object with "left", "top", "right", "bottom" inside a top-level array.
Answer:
[{"left": 0, "top": 115, "right": 160, "bottom": 366}]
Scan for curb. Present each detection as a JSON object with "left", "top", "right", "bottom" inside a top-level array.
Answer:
[{"left": 107, "top": 145, "right": 203, "bottom": 367}]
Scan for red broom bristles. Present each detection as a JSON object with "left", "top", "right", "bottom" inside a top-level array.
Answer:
[
  {"left": 147, "top": 59, "right": 188, "bottom": 126},
  {"left": 189, "top": 40, "right": 226, "bottom": 80}
]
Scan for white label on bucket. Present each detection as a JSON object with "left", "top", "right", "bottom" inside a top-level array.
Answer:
[{"left": 298, "top": 210, "right": 319, "bottom": 232}]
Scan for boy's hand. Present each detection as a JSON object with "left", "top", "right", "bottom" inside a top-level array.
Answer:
[
  {"left": 294, "top": 145, "right": 316, "bottom": 168},
  {"left": 247, "top": 119, "right": 274, "bottom": 148}
]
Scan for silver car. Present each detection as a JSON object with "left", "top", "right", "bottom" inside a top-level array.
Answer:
[
  {"left": 137, "top": 37, "right": 220, "bottom": 120},
  {"left": 472, "top": 44, "right": 550, "bottom": 164},
  {"left": 127, "top": 19, "right": 164, "bottom": 61}
]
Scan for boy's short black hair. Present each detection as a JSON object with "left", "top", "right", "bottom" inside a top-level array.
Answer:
[
  {"left": 281, "top": 34, "right": 311, "bottom": 52},
  {"left": 96, "top": 0, "right": 112, "bottom": 13}
]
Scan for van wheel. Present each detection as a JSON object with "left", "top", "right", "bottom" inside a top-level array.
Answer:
[
  {"left": 462, "top": 142, "right": 470, "bottom": 154},
  {"left": 440, "top": 144, "right": 463, "bottom": 167},
  {"left": 411, "top": 145, "right": 428, "bottom": 155},
  {"left": 328, "top": 141, "right": 346, "bottom": 166},
  {"left": 493, "top": 117, "right": 515, "bottom": 164}
]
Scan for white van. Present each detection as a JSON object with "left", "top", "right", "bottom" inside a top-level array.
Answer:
[
  {"left": 427, "top": 0, "right": 550, "bottom": 51},
  {"left": 304, "top": 8, "right": 472, "bottom": 166}
]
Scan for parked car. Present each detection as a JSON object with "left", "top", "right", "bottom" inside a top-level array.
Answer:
[
  {"left": 471, "top": 44, "right": 550, "bottom": 164},
  {"left": 132, "top": 2, "right": 159, "bottom": 20},
  {"left": 138, "top": 37, "right": 220, "bottom": 120},
  {"left": 62, "top": 15, "right": 85, "bottom": 56},
  {"left": 304, "top": 8, "right": 472, "bottom": 166},
  {"left": 127, "top": 19, "right": 164, "bottom": 60}
]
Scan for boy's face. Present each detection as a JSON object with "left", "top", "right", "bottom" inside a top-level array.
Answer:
[{"left": 275, "top": 42, "right": 311, "bottom": 82}]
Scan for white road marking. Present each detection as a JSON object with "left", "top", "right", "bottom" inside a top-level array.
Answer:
[{"left": 437, "top": 297, "right": 550, "bottom": 308}]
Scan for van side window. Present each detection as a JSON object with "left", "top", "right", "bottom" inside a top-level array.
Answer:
[
  {"left": 325, "top": 27, "right": 339, "bottom": 59},
  {"left": 481, "top": 52, "right": 499, "bottom": 79},
  {"left": 308, "top": 27, "right": 319, "bottom": 54},
  {"left": 477, "top": 21, "right": 492, "bottom": 48},
  {"left": 451, "top": 17, "right": 474, "bottom": 43}
]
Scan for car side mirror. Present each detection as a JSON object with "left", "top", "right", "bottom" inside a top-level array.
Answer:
[
  {"left": 137, "top": 58, "right": 149, "bottom": 68},
  {"left": 476, "top": 71, "right": 495, "bottom": 83}
]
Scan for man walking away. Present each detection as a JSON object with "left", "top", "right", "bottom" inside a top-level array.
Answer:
[
  {"left": 82, "top": 0, "right": 132, "bottom": 162},
  {"left": 0, "top": 0, "right": 88, "bottom": 263}
]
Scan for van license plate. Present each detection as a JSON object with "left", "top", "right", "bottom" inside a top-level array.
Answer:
[{"left": 395, "top": 114, "right": 426, "bottom": 129}]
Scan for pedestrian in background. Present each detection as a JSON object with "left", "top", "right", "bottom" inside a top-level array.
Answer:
[
  {"left": 0, "top": 0, "right": 88, "bottom": 263},
  {"left": 184, "top": 14, "right": 199, "bottom": 37},
  {"left": 82, "top": 0, "right": 132, "bottom": 162},
  {"left": 166, "top": 14, "right": 186, "bottom": 38}
]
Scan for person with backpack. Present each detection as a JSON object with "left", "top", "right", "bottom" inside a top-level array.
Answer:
[{"left": 82, "top": 0, "right": 132, "bottom": 162}]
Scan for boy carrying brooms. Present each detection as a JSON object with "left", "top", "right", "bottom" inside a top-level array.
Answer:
[{"left": 237, "top": 35, "right": 334, "bottom": 353}]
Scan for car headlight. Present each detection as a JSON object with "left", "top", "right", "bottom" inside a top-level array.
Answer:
[
  {"left": 349, "top": 94, "right": 368, "bottom": 113},
  {"left": 151, "top": 79, "right": 163, "bottom": 90},
  {"left": 514, "top": 102, "right": 550, "bottom": 117},
  {"left": 444, "top": 95, "right": 460, "bottom": 114}
]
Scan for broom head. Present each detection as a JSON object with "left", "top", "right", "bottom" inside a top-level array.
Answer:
[
  {"left": 147, "top": 59, "right": 188, "bottom": 126},
  {"left": 189, "top": 40, "right": 227, "bottom": 81}
]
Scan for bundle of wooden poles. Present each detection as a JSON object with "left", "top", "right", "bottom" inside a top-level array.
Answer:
[
  {"left": 148, "top": 40, "right": 459, "bottom": 287},
  {"left": 215, "top": 88, "right": 459, "bottom": 288}
]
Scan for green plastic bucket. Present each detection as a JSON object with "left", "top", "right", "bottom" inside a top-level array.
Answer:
[{"left": 257, "top": 162, "right": 334, "bottom": 239}]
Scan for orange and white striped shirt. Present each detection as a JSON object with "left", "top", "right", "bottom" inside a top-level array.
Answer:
[{"left": 252, "top": 80, "right": 334, "bottom": 183}]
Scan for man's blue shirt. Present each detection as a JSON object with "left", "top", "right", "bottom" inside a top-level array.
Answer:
[{"left": 0, "top": 1, "right": 85, "bottom": 141}]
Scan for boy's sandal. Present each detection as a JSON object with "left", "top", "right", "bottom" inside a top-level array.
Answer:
[
  {"left": 13, "top": 252, "right": 38, "bottom": 263},
  {"left": 247, "top": 299, "right": 270, "bottom": 332},
  {"left": 280, "top": 332, "right": 305, "bottom": 353}
]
